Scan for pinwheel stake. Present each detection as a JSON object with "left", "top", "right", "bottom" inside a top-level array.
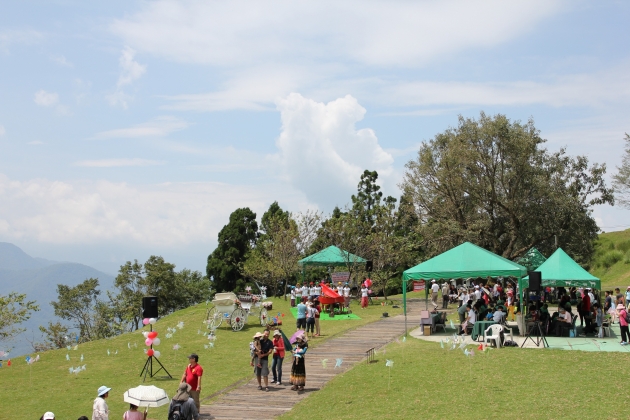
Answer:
[{"left": 385, "top": 359, "right": 394, "bottom": 390}]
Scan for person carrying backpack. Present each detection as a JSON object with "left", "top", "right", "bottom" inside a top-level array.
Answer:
[{"left": 168, "top": 382, "right": 199, "bottom": 420}]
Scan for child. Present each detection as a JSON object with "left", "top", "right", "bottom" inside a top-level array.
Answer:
[
  {"left": 250, "top": 332, "right": 262, "bottom": 368},
  {"left": 123, "top": 404, "right": 147, "bottom": 420},
  {"left": 290, "top": 286, "right": 296, "bottom": 307}
]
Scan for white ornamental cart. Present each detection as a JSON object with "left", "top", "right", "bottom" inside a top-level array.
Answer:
[{"left": 205, "top": 291, "right": 268, "bottom": 332}]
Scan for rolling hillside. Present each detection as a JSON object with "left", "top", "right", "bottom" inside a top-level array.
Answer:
[
  {"left": 0, "top": 242, "right": 115, "bottom": 356},
  {"left": 591, "top": 229, "right": 630, "bottom": 287}
]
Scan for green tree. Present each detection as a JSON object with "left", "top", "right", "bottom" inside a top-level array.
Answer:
[
  {"left": 612, "top": 133, "right": 630, "bottom": 208},
  {"left": 109, "top": 258, "right": 211, "bottom": 331},
  {"left": 207, "top": 207, "right": 258, "bottom": 292},
  {"left": 401, "top": 112, "right": 613, "bottom": 264},
  {"left": 0, "top": 292, "right": 39, "bottom": 342},
  {"left": 51, "top": 278, "right": 113, "bottom": 342},
  {"left": 351, "top": 170, "right": 384, "bottom": 226},
  {"left": 37, "top": 321, "right": 70, "bottom": 351}
]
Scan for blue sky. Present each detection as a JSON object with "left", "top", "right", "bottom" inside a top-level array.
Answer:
[{"left": 1, "top": 0, "right": 629, "bottom": 274}]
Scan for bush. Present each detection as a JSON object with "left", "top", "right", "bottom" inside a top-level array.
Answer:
[
  {"left": 618, "top": 240, "right": 630, "bottom": 253},
  {"left": 602, "top": 250, "right": 624, "bottom": 269}
]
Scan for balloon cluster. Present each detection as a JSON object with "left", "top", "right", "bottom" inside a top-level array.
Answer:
[{"left": 142, "top": 318, "right": 161, "bottom": 358}]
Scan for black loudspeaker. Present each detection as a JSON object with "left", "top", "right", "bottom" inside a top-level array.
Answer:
[
  {"left": 528, "top": 271, "right": 542, "bottom": 292},
  {"left": 142, "top": 296, "right": 158, "bottom": 318},
  {"left": 366, "top": 261, "right": 373, "bottom": 272}
]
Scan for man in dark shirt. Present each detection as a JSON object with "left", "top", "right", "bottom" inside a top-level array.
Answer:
[{"left": 255, "top": 330, "right": 274, "bottom": 391}]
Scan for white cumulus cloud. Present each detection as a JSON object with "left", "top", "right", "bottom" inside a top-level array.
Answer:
[
  {"left": 0, "top": 173, "right": 308, "bottom": 246},
  {"left": 274, "top": 93, "right": 394, "bottom": 209}
]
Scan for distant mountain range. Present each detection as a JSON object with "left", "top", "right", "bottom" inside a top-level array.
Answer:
[{"left": 0, "top": 242, "right": 115, "bottom": 357}]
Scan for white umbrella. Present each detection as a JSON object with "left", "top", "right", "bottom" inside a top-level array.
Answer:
[{"left": 123, "top": 385, "right": 169, "bottom": 407}]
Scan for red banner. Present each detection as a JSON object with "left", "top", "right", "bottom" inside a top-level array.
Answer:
[{"left": 413, "top": 280, "right": 425, "bottom": 291}]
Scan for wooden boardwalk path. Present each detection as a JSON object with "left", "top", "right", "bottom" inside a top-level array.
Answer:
[{"left": 200, "top": 312, "right": 422, "bottom": 420}]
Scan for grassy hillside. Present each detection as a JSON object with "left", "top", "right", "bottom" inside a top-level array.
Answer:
[
  {"left": 591, "top": 229, "right": 630, "bottom": 287},
  {"left": 0, "top": 296, "right": 401, "bottom": 420}
]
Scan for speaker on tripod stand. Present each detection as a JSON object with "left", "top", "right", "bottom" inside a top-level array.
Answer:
[{"left": 139, "top": 296, "right": 172, "bottom": 381}]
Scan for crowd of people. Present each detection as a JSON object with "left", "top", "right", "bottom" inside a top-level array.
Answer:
[
  {"left": 39, "top": 353, "right": 204, "bottom": 420},
  {"left": 436, "top": 277, "right": 630, "bottom": 343}
]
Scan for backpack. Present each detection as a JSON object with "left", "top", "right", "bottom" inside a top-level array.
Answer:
[
  {"left": 169, "top": 400, "right": 183, "bottom": 420},
  {"left": 624, "top": 310, "right": 630, "bottom": 324}
]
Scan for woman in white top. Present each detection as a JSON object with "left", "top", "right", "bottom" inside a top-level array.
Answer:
[
  {"left": 360, "top": 286, "right": 369, "bottom": 309},
  {"left": 343, "top": 284, "right": 351, "bottom": 308}
]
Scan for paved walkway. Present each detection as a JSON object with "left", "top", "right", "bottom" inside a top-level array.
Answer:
[{"left": 200, "top": 312, "right": 422, "bottom": 419}]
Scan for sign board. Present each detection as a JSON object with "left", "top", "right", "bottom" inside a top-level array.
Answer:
[
  {"left": 331, "top": 272, "right": 350, "bottom": 283},
  {"left": 413, "top": 280, "right": 425, "bottom": 291}
]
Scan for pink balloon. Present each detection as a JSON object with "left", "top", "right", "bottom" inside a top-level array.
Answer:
[
  {"left": 142, "top": 318, "right": 150, "bottom": 325},
  {"left": 145, "top": 338, "right": 153, "bottom": 346}
]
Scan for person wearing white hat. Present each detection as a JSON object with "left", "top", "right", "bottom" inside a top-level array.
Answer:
[
  {"left": 42, "top": 412, "right": 55, "bottom": 420},
  {"left": 92, "top": 385, "right": 111, "bottom": 420},
  {"left": 430, "top": 280, "right": 439, "bottom": 308}
]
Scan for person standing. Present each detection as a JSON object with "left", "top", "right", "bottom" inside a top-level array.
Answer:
[
  {"left": 290, "top": 286, "right": 296, "bottom": 307},
  {"left": 168, "top": 382, "right": 199, "bottom": 420},
  {"left": 255, "top": 330, "right": 274, "bottom": 391},
  {"left": 295, "top": 283, "right": 302, "bottom": 303},
  {"left": 92, "top": 386, "right": 111, "bottom": 420},
  {"left": 301, "top": 284, "right": 309, "bottom": 303},
  {"left": 314, "top": 299, "right": 321, "bottom": 337},
  {"left": 296, "top": 300, "right": 307, "bottom": 330},
  {"left": 271, "top": 330, "right": 285, "bottom": 385},
  {"left": 290, "top": 334, "right": 308, "bottom": 391},
  {"left": 180, "top": 354, "right": 203, "bottom": 411},
  {"left": 618, "top": 304, "right": 629, "bottom": 345},
  {"left": 360, "top": 284, "right": 369, "bottom": 309},
  {"left": 430, "top": 280, "right": 439, "bottom": 308},
  {"left": 122, "top": 404, "right": 147, "bottom": 420},
  {"left": 441, "top": 282, "right": 449, "bottom": 309},
  {"left": 343, "top": 283, "right": 351, "bottom": 309}
]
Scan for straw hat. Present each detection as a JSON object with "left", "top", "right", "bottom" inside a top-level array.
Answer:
[
  {"left": 273, "top": 330, "right": 281, "bottom": 337},
  {"left": 253, "top": 332, "right": 263, "bottom": 339}
]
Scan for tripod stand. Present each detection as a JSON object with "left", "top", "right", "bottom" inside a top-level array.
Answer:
[
  {"left": 521, "top": 320, "right": 548, "bottom": 348},
  {"left": 139, "top": 324, "right": 173, "bottom": 382}
]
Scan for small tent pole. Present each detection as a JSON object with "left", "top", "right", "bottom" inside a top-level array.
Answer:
[{"left": 403, "top": 278, "right": 407, "bottom": 336}]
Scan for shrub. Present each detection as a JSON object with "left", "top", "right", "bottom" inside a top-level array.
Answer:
[
  {"left": 602, "top": 250, "right": 624, "bottom": 269},
  {"left": 618, "top": 240, "right": 630, "bottom": 253}
]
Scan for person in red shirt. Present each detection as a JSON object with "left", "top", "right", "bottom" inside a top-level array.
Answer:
[
  {"left": 181, "top": 353, "right": 203, "bottom": 411},
  {"left": 271, "top": 330, "right": 285, "bottom": 385}
]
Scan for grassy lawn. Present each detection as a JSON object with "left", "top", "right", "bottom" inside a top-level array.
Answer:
[
  {"left": 0, "top": 296, "right": 400, "bottom": 420},
  {"left": 280, "top": 337, "right": 630, "bottom": 420},
  {"left": 593, "top": 229, "right": 630, "bottom": 288}
]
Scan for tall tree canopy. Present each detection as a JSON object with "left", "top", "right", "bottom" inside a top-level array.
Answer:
[
  {"left": 207, "top": 207, "right": 258, "bottom": 292},
  {"left": 612, "top": 133, "right": 630, "bottom": 208},
  {"left": 0, "top": 292, "right": 38, "bottom": 342},
  {"left": 401, "top": 113, "right": 613, "bottom": 265}
]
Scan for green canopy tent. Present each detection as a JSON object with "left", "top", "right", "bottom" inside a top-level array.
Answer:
[
  {"left": 520, "top": 248, "right": 600, "bottom": 289},
  {"left": 401, "top": 242, "right": 528, "bottom": 334},
  {"left": 298, "top": 245, "right": 366, "bottom": 267},
  {"left": 516, "top": 247, "right": 547, "bottom": 271},
  {"left": 298, "top": 245, "right": 367, "bottom": 283}
]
